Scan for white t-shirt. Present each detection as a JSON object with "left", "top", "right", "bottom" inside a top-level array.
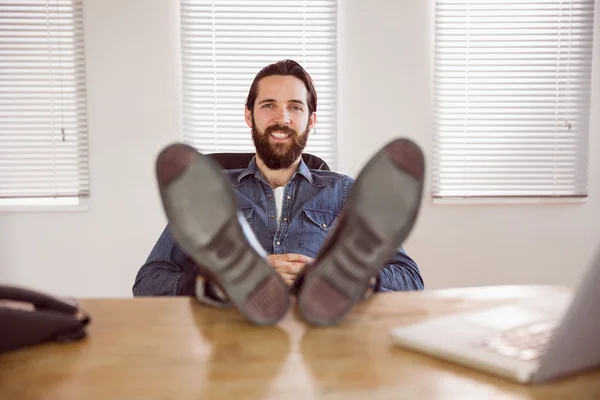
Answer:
[{"left": 273, "top": 186, "right": 285, "bottom": 225}]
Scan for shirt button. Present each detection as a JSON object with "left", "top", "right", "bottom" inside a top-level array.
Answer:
[
  {"left": 283, "top": 218, "right": 287, "bottom": 221},
  {"left": 287, "top": 196, "right": 291, "bottom": 200},
  {"left": 322, "top": 223, "right": 327, "bottom": 228},
  {"left": 269, "top": 195, "right": 273, "bottom": 199},
  {"left": 270, "top": 216, "right": 275, "bottom": 220},
  {"left": 276, "top": 241, "right": 280, "bottom": 245}
]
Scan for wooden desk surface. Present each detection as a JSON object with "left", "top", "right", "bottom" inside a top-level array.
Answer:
[{"left": 0, "top": 285, "right": 598, "bottom": 400}]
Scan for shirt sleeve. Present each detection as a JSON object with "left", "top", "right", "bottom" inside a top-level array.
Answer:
[
  {"left": 132, "top": 226, "right": 231, "bottom": 305},
  {"left": 375, "top": 246, "right": 424, "bottom": 292}
]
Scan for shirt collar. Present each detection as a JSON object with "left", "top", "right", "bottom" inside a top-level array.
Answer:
[
  {"left": 237, "top": 156, "right": 314, "bottom": 185},
  {"left": 295, "top": 158, "right": 314, "bottom": 184},
  {"left": 237, "top": 157, "right": 259, "bottom": 182}
]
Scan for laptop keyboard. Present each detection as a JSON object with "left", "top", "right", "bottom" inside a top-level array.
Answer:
[{"left": 477, "top": 321, "right": 556, "bottom": 361}]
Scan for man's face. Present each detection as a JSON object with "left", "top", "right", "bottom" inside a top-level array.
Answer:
[{"left": 245, "top": 75, "right": 317, "bottom": 169}]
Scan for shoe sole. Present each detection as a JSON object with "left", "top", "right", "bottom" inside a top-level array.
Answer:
[
  {"left": 156, "top": 143, "right": 290, "bottom": 325},
  {"left": 298, "top": 138, "right": 424, "bottom": 326}
]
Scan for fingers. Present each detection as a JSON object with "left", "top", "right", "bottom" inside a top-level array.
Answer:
[
  {"left": 279, "top": 273, "right": 295, "bottom": 287},
  {"left": 271, "top": 261, "right": 304, "bottom": 274},
  {"left": 265, "top": 253, "right": 315, "bottom": 287},
  {"left": 267, "top": 253, "right": 312, "bottom": 286},
  {"left": 281, "top": 253, "right": 310, "bottom": 263},
  {"left": 267, "top": 253, "right": 314, "bottom": 264}
]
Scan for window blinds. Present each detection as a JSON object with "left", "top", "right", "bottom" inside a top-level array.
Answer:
[
  {"left": 432, "top": 0, "right": 595, "bottom": 198},
  {"left": 180, "top": 0, "right": 337, "bottom": 168},
  {"left": 0, "top": 0, "right": 89, "bottom": 199}
]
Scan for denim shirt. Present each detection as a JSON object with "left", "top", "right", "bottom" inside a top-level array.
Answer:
[{"left": 133, "top": 158, "right": 424, "bottom": 297}]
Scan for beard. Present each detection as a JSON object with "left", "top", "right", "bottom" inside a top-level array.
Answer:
[{"left": 251, "top": 116, "right": 309, "bottom": 170}]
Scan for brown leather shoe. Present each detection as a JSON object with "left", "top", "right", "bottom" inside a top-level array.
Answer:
[
  {"left": 155, "top": 143, "right": 290, "bottom": 325},
  {"left": 296, "top": 138, "right": 425, "bottom": 326}
]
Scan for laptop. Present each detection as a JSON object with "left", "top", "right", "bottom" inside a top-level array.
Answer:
[{"left": 389, "top": 246, "right": 600, "bottom": 384}]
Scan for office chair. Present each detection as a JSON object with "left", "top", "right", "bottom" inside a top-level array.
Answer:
[{"left": 207, "top": 152, "right": 330, "bottom": 171}]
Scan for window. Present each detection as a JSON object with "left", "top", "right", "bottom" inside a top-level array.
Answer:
[
  {"left": 432, "top": 0, "right": 595, "bottom": 198},
  {"left": 180, "top": 0, "right": 337, "bottom": 168},
  {"left": 0, "top": 0, "right": 89, "bottom": 204}
]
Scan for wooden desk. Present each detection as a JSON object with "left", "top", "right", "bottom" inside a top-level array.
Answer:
[{"left": 0, "top": 285, "right": 598, "bottom": 399}]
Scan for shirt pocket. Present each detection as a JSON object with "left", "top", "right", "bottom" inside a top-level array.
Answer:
[{"left": 299, "top": 208, "right": 337, "bottom": 257}]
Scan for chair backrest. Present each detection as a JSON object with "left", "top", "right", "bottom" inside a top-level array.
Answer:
[{"left": 207, "top": 152, "right": 330, "bottom": 171}]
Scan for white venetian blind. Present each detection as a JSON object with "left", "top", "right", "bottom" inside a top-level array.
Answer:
[
  {"left": 433, "top": 0, "right": 595, "bottom": 198},
  {"left": 180, "top": 0, "right": 337, "bottom": 168},
  {"left": 0, "top": 0, "right": 88, "bottom": 199}
]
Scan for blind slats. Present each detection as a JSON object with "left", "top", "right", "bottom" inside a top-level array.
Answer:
[
  {"left": 0, "top": 0, "right": 89, "bottom": 199},
  {"left": 181, "top": 0, "right": 337, "bottom": 166},
  {"left": 432, "top": 0, "right": 594, "bottom": 198}
]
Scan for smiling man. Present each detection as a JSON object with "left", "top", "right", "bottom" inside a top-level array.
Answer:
[
  {"left": 133, "top": 60, "right": 425, "bottom": 326},
  {"left": 249, "top": 74, "right": 314, "bottom": 174}
]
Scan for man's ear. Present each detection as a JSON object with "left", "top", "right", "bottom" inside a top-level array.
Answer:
[
  {"left": 244, "top": 107, "right": 253, "bottom": 129},
  {"left": 308, "top": 112, "right": 317, "bottom": 132}
]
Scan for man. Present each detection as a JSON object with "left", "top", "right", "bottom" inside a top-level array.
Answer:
[{"left": 133, "top": 60, "right": 425, "bottom": 326}]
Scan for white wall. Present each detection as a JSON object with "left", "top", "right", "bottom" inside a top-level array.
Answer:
[{"left": 0, "top": 0, "right": 598, "bottom": 297}]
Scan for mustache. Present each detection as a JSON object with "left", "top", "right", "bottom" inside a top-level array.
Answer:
[{"left": 264, "top": 124, "right": 296, "bottom": 136}]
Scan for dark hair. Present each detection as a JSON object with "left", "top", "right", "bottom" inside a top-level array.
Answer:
[{"left": 245, "top": 59, "right": 317, "bottom": 115}]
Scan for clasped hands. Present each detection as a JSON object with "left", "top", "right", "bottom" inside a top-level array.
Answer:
[{"left": 266, "top": 253, "right": 314, "bottom": 287}]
